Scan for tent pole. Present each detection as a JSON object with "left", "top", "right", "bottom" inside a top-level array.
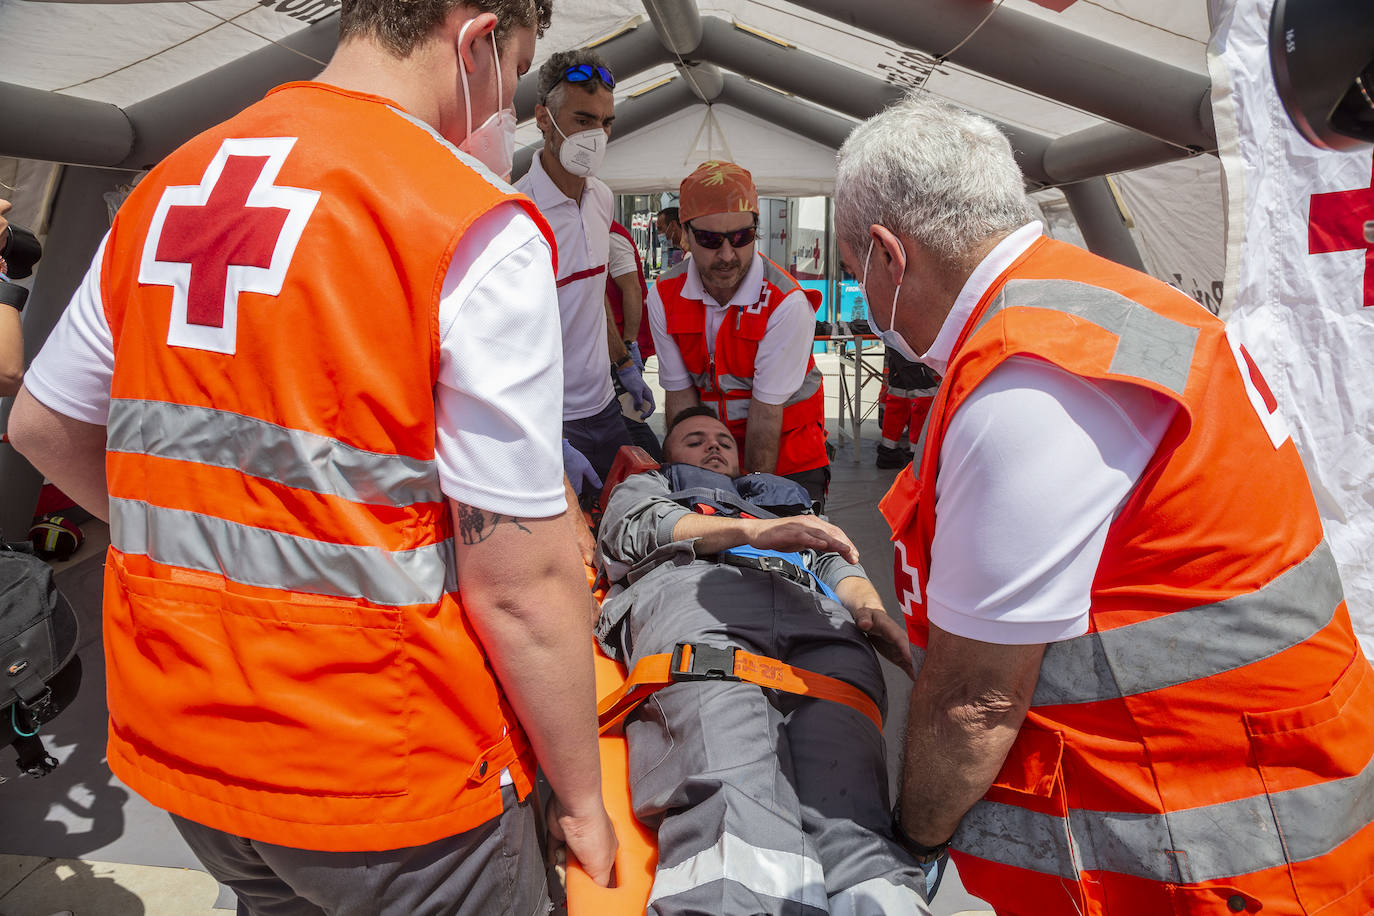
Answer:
[{"left": 1061, "top": 177, "right": 1147, "bottom": 272}]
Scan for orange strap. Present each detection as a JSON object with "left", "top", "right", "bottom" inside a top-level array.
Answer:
[{"left": 597, "top": 643, "right": 883, "bottom": 735}]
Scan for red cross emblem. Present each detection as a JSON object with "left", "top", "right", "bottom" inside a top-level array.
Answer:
[
  {"left": 141, "top": 137, "right": 319, "bottom": 354},
  {"left": 1309, "top": 159, "right": 1374, "bottom": 308}
]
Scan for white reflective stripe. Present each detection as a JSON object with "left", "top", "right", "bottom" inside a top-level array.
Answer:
[
  {"left": 828, "top": 877, "right": 932, "bottom": 916},
  {"left": 110, "top": 497, "right": 457, "bottom": 606},
  {"left": 649, "top": 831, "right": 828, "bottom": 911},
  {"left": 107, "top": 398, "right": 442, "bottom": 507}
]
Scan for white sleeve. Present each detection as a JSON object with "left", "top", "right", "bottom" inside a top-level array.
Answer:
[
  {"left": 926, "top": 357, "right": 1179, "bottom": 645},
  {"left": 24, "top": 233, "right": 116, "bottom": 425},
  {"left": 435, "top": 203, "right": 567, "bottom": 518},
  {"left": 646, "top": 284, "right": 693, "bottom": 392},
  {"left": 750, "top": 289, "right": 816, "bottom": 404},
  {"left": 607, "top": 231, "right": 639, "bottom": 280}
]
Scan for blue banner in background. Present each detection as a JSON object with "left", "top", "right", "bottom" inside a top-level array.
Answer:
[
  {"left": 804, "top": 280, "right": 869, "bottom": 353},
  {"left": 800, "top": 280, "right": 868, "bottom": 322}
]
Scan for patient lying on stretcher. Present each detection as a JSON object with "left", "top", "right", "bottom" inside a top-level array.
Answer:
[{"left": 594, "top": 407, "right": 933, "bottom": 916}]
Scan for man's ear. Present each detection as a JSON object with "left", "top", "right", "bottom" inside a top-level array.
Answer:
[
  {"left": 534, "top": 103, "right": 551, "bottom": 136},
  {"left": 452, "top": 11, "right": 497, "bottom": 73},
  {"left": 869, "top": 224, "right": 907, "bottom": 287}
]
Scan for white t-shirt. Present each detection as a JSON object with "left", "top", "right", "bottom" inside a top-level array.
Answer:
[
  {"left": 607, "top": 230, "right": 640, "bottom": 281},
  {"left": 647, "top": 254, "right": 816, "bottom": 405},
  {"left": 24, "top": 201, "right": 568, "bottom": 519},
  {"left": 514, "top": 154, "right": 615, "bottom": 421},
  {"left": 912, "top": 223, "right": 1180, "bottom": 645}
]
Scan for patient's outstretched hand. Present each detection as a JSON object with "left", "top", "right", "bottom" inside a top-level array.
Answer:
[
  {"left": 852, "top": 603, "right": 916, "bottom": 680},
  {"left": 748, "top": 516, "right": 858, "bottom": 563}
]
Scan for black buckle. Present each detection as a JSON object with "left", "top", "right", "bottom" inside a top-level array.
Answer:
[
  {"left": 21, "top": 686, "right": 56, "bottom": 725},
  {"left": 669, "top": 643, "right": 739, "bottom": 682}
]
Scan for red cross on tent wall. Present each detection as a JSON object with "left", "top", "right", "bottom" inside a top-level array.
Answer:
[
  {"left": 1309, "top": 159, "right": 1374, "bottom": 308},
  {"left": 139, "top": 137, "right": 320, "bottom": 354}
]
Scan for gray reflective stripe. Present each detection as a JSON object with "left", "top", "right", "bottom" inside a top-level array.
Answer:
[
  {"left": 724, "top": 399, "right": 751, "bottom": 422},
  {"left": 387, "top": 105, "right": 514, "bottom": 193},
  {"left": 976, "top": 279, "right": 1200, "bottom": 395},
  {"left": 1033, "top": 541, "right": 1342, "bottom": 706},
  {"left": 688, "top": 369, "right": 713, "bottom": 390},
  {"left": 761, "top": 258, "right": 797, "bottom": 294},
  {"left": 909, "top": 405, "right": 935, "bottom": 478},
  {"left": 718, "top": 373, "right": 754, "bottom": 393},
  {"left": 649, "top": 831, "right": 828, "bottom": 910},
  {"left": 782, "top": 365, "right": 824, "bottom": 407},
  {"left": 955, "top": 742, "right": 1374, "bottom": 883},
  {"left": 107, "top": 399, "right": 442, "bottom": 508},
  {"left": 906, "top": 547, "right": 1341, "bottom": 707},
  {"left": 110, "top": 498, "right": 457, "bottom": 606}
]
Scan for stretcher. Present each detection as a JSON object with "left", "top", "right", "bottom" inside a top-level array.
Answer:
[{"left": 561, "top": 447, "right": 885, "bottom": 915}]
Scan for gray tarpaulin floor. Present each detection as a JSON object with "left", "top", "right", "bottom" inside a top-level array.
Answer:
[{"left": 0, "top": 354, "right": 991, "bottom": 915}]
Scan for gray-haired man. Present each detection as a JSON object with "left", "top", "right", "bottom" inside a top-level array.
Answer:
[{"left": 835, "top": 92, "right": 1374, "bottom": 914}]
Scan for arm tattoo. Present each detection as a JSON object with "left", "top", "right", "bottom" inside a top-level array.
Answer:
[{"left": 457, "top": 505, "right": 532, "bottom": 545}]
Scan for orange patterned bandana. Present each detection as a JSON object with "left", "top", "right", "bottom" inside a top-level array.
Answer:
[{"left": 679, "top": 161, "right": 759, "bottom": 224}]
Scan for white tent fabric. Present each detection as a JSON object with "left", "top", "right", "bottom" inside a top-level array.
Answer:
[
  {"left": 1211, "top": 0, "right": 1374, "bottom": 654},
  {"left": 2, "top": 0, "right": 1208, "bottom": 141},
  {"left": 593, "top": 103, "right": 839, "bottom": 196},
  {"left": 1113, "top": 158, "right": 1227, "bottom": 316}
]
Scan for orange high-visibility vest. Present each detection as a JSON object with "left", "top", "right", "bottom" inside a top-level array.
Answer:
[
  {"left": 658, "top": 256, "right": 828, "bottom": 475},
  {"left": 881, "top": 236, "right": 1374, "bottom": 915},
  {"left": 98, "top": 82, "right": 557, "bottom": 852}
]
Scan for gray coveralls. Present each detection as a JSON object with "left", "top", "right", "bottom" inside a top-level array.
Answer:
[{"left": 596, "top": 471, "right": 931, "bottom": 916}]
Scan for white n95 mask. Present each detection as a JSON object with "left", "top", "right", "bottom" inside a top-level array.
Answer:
[
  {"left": 457, "top": 20, "right": 516, "bottom": 180},
  {"left": 553, "top": 120, "right": 609, "bottom": 178}
]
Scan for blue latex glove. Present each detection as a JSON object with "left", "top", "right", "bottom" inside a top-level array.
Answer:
[
  {"left": 562, "top": 439, "right": 602, "bottom": 497},
  {"left": 627, "top": 339, "right": 645, "bottom": 372},
  {"left": 616, "top": 360, "right": 656, "bottom": 420},
  {"left": 920, "top": 853, "right": 948, "bottom": 902}
]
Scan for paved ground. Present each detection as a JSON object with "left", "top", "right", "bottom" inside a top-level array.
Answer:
[{"left": 0, "top": 351, "right": 993, "bottom": 915}]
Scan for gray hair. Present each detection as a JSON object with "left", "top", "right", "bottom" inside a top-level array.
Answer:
[
  {"left": 834, "top": 93, "right": 1036, "bottom": 266},
  {"left": 537, "top": 48, "right": 613, "bottom": 114}
]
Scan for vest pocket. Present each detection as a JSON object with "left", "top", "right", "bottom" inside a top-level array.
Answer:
[
  {"left": 108, "top": 562, "right": 408, "bottom": 798},
  {"left": 1243, "top": 656, "right": 1374, "bottom": 913}
]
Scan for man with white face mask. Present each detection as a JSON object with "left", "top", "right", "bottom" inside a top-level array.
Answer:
[
  {"left": 834, "top": 92, "right": 1374, "bottom": 915},
  {"left": 7, "top": 0, "right": 619, "bottom": 912},
  {"left": 517, "top": 51, "right": 652, "bottom": 502}
]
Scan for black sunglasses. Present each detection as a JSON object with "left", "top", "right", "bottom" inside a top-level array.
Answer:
[
  {"left": 562, "top": 64, "right": 616, "bottom": 90},
  {"left": 688, "top": 223, "right": 758, "bottom": 250}
]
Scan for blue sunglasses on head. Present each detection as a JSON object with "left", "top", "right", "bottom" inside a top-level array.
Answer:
[{"left": 562, "top": 64, "right": 616, "bottom": 90}]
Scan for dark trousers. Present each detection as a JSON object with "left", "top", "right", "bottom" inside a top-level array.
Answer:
[
  {"left": 564, "top": 397, "right": 635, "bottom": 507},
  {"left": 784, "top": 464, "right": 832, "bottom": 514},
  {"left": 172, "top": 785, "right": 547, "bottom": 916}
]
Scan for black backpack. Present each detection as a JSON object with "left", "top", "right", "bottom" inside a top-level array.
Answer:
[{"left": 1, "top": 540, "right": 82, "bottom": 779}]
